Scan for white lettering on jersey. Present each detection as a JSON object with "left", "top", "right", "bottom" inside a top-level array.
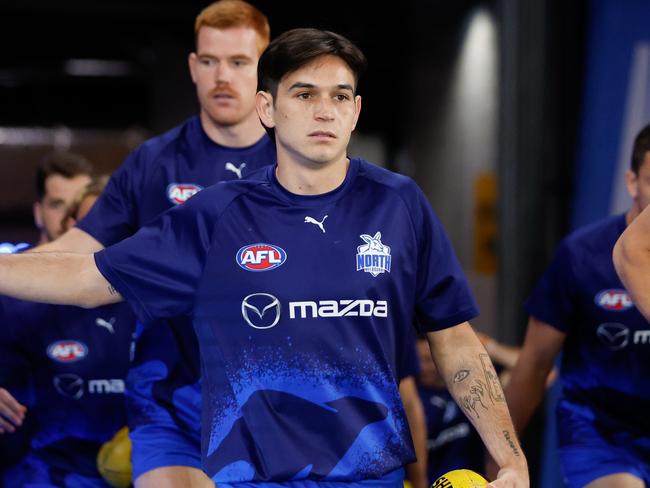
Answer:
[{"left": 289, "top": 299, "right": 388, "bottom": 319}]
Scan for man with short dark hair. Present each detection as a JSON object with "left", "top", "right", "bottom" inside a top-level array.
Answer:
[{"left": 0, "top": 28, "right": 528, "bottom": 487}]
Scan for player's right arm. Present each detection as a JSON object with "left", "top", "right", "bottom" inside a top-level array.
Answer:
[
  {"left": 30, "top": 227, "right": 104, "bottom": 254},
  {"left": 502, "top": 317, "right": 565, "bottom": 434},
  {"left": 614, "top": 205, "right": 650, "bottom": 320},
  {"left": 0, "top": 253, "right": 120, "bottom": 308}
]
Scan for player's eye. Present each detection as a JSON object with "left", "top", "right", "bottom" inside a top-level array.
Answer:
[
  {"left": 297, "top": 92, "right": 312, "bottom": 100},
  {"left": 335, "top": 94, "right": 350, "bottom": 102}
]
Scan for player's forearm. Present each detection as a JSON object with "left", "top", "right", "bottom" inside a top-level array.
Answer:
[
  {"left": 28, "top": 228, "right": 104, "bottom": 254},
  {"left": 614, "top": 222, "right": 650, "bottom": 320},
  {"left": 427, "top": 325, "right": 528, "bottom": 480},
  {"left": 502, "top": 360, "right": 548, "bottom": 435},
  {"left": 0, "top": 253, "right": 119, "bottom": 308}
]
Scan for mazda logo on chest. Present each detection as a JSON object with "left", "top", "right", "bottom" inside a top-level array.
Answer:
[{"left": 241, "top": 293, "right": 281, "bottom": 329}]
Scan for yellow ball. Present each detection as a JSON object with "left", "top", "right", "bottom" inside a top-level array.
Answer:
[
  {"left": 97, "top": 426, "right": 132, "bottom": 488},
  {"left": 431, "top": 469, "right": 488, "bottom": 488}
]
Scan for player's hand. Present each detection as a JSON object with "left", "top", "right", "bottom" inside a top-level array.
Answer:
[
  {"left": 487, "top": 466, "right": 529, "bottom": 488},
  {"left": 0, "top": 387, "right": 26, "bottom": 433}
]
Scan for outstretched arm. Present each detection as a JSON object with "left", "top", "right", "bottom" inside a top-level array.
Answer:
[
  {"left": 427, "top": 323, "right": 528, "bottom": 487},
  {"left": 613, "top": 205, "right": 650, "bottom": 320},
  {"left": 29, "top": 227, "right": 104, "bottom": 254},
  {"left": 0, "top": 253, "right": 120, "bottom": 308}
]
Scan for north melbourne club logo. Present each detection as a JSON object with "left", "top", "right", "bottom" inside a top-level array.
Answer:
[{"left": 356, "top": 232, "right": 391, "bottom": 277}]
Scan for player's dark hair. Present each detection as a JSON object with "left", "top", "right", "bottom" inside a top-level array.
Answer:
[
  {"left": 631, "top": 123, "right": 650, "bottom": 174},
  {"left": 257, "top": 28, "right": 367, "bottom": 100},
  {"left": 36, "top": 151, "right": 94, "bottom": 200}
]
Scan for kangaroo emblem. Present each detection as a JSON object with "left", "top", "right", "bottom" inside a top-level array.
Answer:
[
  {"left": 304, "top": 215, "right": 328, "bottom": 233},
  {"left": 225, "top": 162, "right": 246, "bottom": 179},
  {"left": 95, "top": 317, "right": 116, "bottom": 334}
]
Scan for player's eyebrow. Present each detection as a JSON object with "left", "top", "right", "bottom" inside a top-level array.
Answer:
[{"left": 288, "top": 82, "right": 354, "bottom": 92}]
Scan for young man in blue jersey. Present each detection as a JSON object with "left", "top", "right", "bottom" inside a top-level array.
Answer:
[
  {"left": 0, "top": 28, "right": 529, "bottom": 487},
  {"left": 504, "top": 124, "right": 650, "bottom": 487},
  {"left": 36, "top": 2, "right": 274, "bottom": 487},
  {"left": 0, "top": 166, "right": 135, "bottom": 487}
]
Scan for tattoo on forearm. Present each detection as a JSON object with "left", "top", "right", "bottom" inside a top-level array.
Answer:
[
  {"left": 480, "top": 353, "right": 505, "bottom": 402},
  {"left": 503, "top": 430, "right": 521, "bottom": 457},
  {"left": 460, "top": 379, "right": 489, "bottom": 418},
  {"left": 453, "top": 369, "right": 470, "bottom": 383},
  {"left": 108, "top": 284, "right": 118, "bottom": 296}
]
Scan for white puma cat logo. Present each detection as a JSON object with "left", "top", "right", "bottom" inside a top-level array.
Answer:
[
  {"left": 225, "top": 162, "right": 246, "bottom": 179},
  {"left": 304, "top": 215, "right": 328, "bottom": 233},
  {"left": 95, "top": 317, "right": 116, "bottom": 334}
]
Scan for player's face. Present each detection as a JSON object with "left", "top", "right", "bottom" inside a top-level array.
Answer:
[
  {"left": 626, "top": 152, "right": 650, "bottom": 216},
  {"left": 189, "top": 26, "right": 261, "bottom": 127},
  {"left": 258, "top": 55, "right": 361, "bottom": 168},
  {"left": 34, "top": 174, "right": 91, "bottom": 242}
]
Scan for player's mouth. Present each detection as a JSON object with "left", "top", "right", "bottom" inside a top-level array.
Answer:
[{"left": 308, "top": 130, "right": 336, "bottom": 140}]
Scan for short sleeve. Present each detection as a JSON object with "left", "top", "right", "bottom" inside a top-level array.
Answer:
[
  {"left": 412, "top": 188, "right": 479, "bottom": 331},
  {"left": 525, "top": 240, "right": 576, "bottom": 332},
  {"left": 76, "top": 149, "right": 141, "bottom": 246},
  {"left": 94, "top": 189, "right": 217, "bottom": 325}
]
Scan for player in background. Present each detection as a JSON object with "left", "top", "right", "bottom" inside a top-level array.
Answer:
[
  {"left": 33, "top": 2, "right": 273, "bottom": 486},
  {"left": 0, "top": 28, "right": 528, "bottom": 488},
  {"left": 504, "top": 123, "right": 650, "bottom": 487},
  {"left": 0, "top": 172, "right": 135, "bottom": 487}
]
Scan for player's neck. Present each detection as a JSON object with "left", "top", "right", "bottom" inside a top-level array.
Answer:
[
  {"left": 199, "top": 110, "right": 266, "bottom": 148},
  {"left": 275, "top": 151, "right": 349, "bottom": 196}
]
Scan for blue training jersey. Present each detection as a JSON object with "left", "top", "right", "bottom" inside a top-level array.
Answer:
[
  {"left": 0, "top": 296, "right": 134, "bottom": 478},
  {"left": 76, "top": 116, "right": 275, "bottom": 437},
  {"left": 526, "top": 214, "right": 650, "bottom": 433},
  {"left": 94, "top": 159, "right": 479, "bottom": 484}
]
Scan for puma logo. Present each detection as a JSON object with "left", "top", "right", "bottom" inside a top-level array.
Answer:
[
  {"left": 304, "top": 215, "right": 328, "bottom": 233},
  {"left": 225, "top": 162, "right": 246, "bottom": 179},
  {"left": 95, "top": 317, "right": 116, "bottom": 334}
]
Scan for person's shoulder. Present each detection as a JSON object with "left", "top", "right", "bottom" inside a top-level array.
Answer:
[
  {"left": 356, "top": 159, "right": 415, "bottom": 191},
  {"left": 562, "top": 214, "right": 623, "bottom": 253},
  {"left": 185, "top": 171, "right": 271, "bottom": 214},
  {"left": 125, "top": 117, "right": 197, "bottom": 168}
]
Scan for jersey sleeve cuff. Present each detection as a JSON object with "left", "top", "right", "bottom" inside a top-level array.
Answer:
[
  {"left": 417, "top": 306, "right": 480, "bottom": 332},
  {"left": 94, "top": 250, "right": 154, "bottom": 325}
]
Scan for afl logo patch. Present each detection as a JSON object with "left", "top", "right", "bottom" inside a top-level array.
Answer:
[
  {"left": 237, "top": 244, "right": 287, "bottom": 272},
  {"left": 166, "top": 183, "right": 203, "bottom": 205},
  {"left": 47, "top": 340, "right": 88, "bottom": 363},
  {"left": 595, "top": 289, "right": 634, "bottom": 311}
]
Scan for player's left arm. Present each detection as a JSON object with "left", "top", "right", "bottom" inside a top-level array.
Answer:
[
  {"left": 0, "top": 253, "right": 120, "bottom": 308},
  {"left": 399, "top": 376, "right": 428, "bottom": 488},
  {"left": 613, "top": 205, "right": 650, "bottom": 320},
  {"left": 427, "top": 322, "right": 528, "bottom": 488}
]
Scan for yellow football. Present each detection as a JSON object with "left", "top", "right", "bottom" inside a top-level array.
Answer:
[
  {"left": 431, "top": 469, "right": 488, "bottom": 488},
  {"left": 97, "top": 426, "right": 132, "bottom": 488}
]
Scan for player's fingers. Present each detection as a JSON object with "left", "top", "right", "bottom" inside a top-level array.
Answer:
[
  {"left": 0, "top": 388, "right": 26, "bottom": 426},
  {"left": 0, "top": 414, "right": 19, "bottom": 433}
]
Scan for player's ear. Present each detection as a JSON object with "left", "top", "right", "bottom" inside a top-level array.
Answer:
[
  {"left": 256, "top": 91, "right": 276, "bottom": 129},
  {"left": 625, "top": 169, "right": 639, "bottom": 199},
  {"left": 188, "top": 53, "right": 198, "bottom": 84},
  {"left": 33, "top": 201, "right": 43, "bottom": 230},
  {"left": 351, "top": 95, "right": 362, "bottom": 132}
]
